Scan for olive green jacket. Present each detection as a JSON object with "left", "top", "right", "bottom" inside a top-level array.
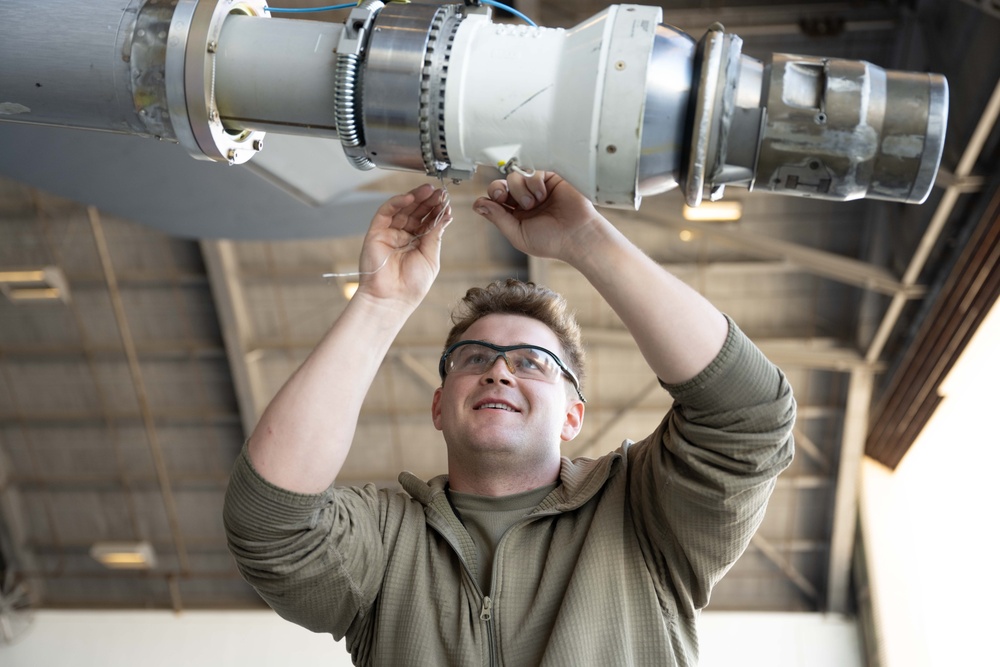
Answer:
[{"left": 224, "top": 320, "right": 795, "bottom": 666}]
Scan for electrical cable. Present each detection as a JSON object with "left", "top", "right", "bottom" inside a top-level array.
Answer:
[
  {"left": 265, "top": 3, "right": 357, "bottom": 13},
  {"left": 480, "top": 0, "right": 536, "bottom": 27},
  {"left": 266, "top": 1, "right": 536, "bottom": 27}
]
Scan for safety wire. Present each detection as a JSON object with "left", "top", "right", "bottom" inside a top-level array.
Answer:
[{"left": 322, "top": 178, "right": 453, "bottom": 280}]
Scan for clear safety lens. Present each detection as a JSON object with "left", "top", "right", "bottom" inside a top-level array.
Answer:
[{"left": 447, "top": 343, "right": 560, "bottom": 381}]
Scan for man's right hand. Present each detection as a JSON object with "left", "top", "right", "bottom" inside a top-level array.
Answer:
[
  {"left": 356, "top": 183, "right": 451, "bottom": 309},
  {"left": 246, "top": 183, "right": 450, "bottom": 494}
]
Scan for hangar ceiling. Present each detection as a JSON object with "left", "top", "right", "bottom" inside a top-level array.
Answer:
[{"left": 0, "top": 0, "right": 997, "bottom": 622}]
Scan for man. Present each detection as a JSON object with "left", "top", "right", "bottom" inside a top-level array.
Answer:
[{"left": 224, "top": 171, "right": 795, "bottom": 666}]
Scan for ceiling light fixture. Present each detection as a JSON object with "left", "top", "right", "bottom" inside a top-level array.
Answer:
[
  {"left": 0, "top": 266, "right": 70, "bottom": 304},
  {"left": 682, "top": 201, "right": 743, "bottom": 222},
  {"left": 0, "top": 270, "right": 47, "bottom": 282},
  {"left": 90, "top": 541, "right": 157, "bottom": 570}
]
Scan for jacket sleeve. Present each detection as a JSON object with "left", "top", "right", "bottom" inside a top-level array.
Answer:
[
  {"left": 626, "top": 316, "right": 795, "bottom": 615},
  {"left": 223, "top": 445, "right": 387, "bottom": 638}
]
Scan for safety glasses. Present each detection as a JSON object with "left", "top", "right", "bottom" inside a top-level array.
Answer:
[{"left": 439, "top": 340, "right": 585, "bottom": 403}]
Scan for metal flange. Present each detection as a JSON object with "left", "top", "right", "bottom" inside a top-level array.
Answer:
[
  {"left": 681, "top": 23, "right": 747, "bottom": 207},
  {"left": 167, "top": 0, "right": 269, "bottom": 164}
]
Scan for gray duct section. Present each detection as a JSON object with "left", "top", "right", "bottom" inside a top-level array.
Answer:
[
  {"left": 0, "top": 1, "right": 152, "bottom": 135},
  {"left": 213, "top": 16, "right": 344, "bottom": 138},
  {"left": 0, "top": 123, "right": 386, "bottom": 240},
  {"left": 0, "top": 0, "right": 951, "bottom": 238}
]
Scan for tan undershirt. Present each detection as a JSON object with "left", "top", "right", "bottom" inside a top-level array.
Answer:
[{"left": 448, "top": 483, "right": 557, "bottom": 594}]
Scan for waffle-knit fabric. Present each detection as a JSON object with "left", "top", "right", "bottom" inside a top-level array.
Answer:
[
  {"left": 224, "top": 318, "right": 795, "bottom": 666},
  {"left": 449, "top": 483, "right": 556, "bottom": 594}
]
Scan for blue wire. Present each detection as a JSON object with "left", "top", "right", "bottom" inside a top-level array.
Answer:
[
  {"left": 481, "top": 0, "right": 537, "bottom": 27},
  {"left": 266, "top": 1, "right": 537, "bottom": 27},
  {"left": 266, "top": 3, "right": 356, "bottom": 13}
]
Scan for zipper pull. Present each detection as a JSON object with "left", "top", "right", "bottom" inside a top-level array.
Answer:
[{"left": 480, "top": 596, "right": 493, "bottom": 621}]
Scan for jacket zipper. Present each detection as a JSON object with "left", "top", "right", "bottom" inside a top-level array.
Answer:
[
  {"left": 429, "top": 509, "right": 562, "bottom": 667},
  {"left": 480, "top": 596, "right": 496, "bottom": 667},
  {"left": 424, "top": 520, "right": 498, "bottom": 666},
  {"left": 479, "top": 510, "right": 559, "bottom": 667}
]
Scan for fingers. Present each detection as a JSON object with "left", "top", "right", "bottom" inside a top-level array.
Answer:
[
  {"left": 486, "top": 170, "right": 554, "bottom": 211},
  {"left": 373, "top": 184, "right": 447, "bottom": 232},
  {"left": 392, "top": 188, "right": 452, "bottom": 251},
  {"left": 397, "top": 184, "right": 444, "bottom": 227},
  {"left": 472, "top": 195, "right": 520, "bottom": 242}
]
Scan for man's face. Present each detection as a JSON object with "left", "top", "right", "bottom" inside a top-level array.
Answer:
[{"left": 431, "top": 313, "right": 584, "bottom": 461}]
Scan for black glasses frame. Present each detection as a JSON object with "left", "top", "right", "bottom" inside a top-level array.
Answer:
[{"left": 438, "top": 339, "right": 586, "bottom": 403}]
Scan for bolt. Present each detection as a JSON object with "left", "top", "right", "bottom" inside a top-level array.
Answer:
[
  {"left": 209, "top": 110, "right": 218, "bottom": 122},
  {"left": 253, "top": 138, "right": 264, "bottom": 151},
  {"left": 207, "top": 41, "right": 217, "bottom": 54},
  {"left": 606, "top": 145, "right": 617, "bottom": 154},
  {"left": 227, "top": 148, "right": 237, "bottom": 162}
]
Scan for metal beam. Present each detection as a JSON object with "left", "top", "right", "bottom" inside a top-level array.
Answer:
[
  {"left": 393, "top": 351, "right": 441, "bottom": 391},
  {"left": 0, "top": 341, "right": 226, "bottom": 359},
  {"left": 791, "top": 427, "right": 832, "bottom": 473},
  {"left": 88, "top": 207, "right": 190, "bottom": 581},
  {"left": 246, "top": 333, "right": 881, "bottom": 372},
  {"left": 957, "top": 0, "right": 1000, "bottom": 20},
  {"left": 865, "top": 75, "right": 1000, "bottom": 363},
  {"left": 638, "top": 215, "right": 924, "bottom": 298},
  {"left": 584, "top": 327, "right": 880, "bottom": 372},
  {"left": 201, "top": 240, "right": 268, "bottom": 439},
  {"left": 826, "top": 367, "right": 874, "bottom": 613},
  {"left": 0, "top": 409, "right": 242, "bottom": 425},
  {"left": 11, "top": 472, "right": 231, "bottom": 490},
  {"left": 566, "top": 378, "right": 662, "bottom": 458},
  {"left": 751, "top": 534, "right": 820, "bottom": 605},
  {"left": 775, "top": 475, "right": 832, "bottom": 490}
]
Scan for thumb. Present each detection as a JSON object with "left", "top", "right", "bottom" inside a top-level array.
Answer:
[{"left": 474, "top": 197, "right": 519, "bottom": 234}]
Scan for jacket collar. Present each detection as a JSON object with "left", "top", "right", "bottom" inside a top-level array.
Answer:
[{"left": 398, "top": 449, "right": 624, "bottom": 514}]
